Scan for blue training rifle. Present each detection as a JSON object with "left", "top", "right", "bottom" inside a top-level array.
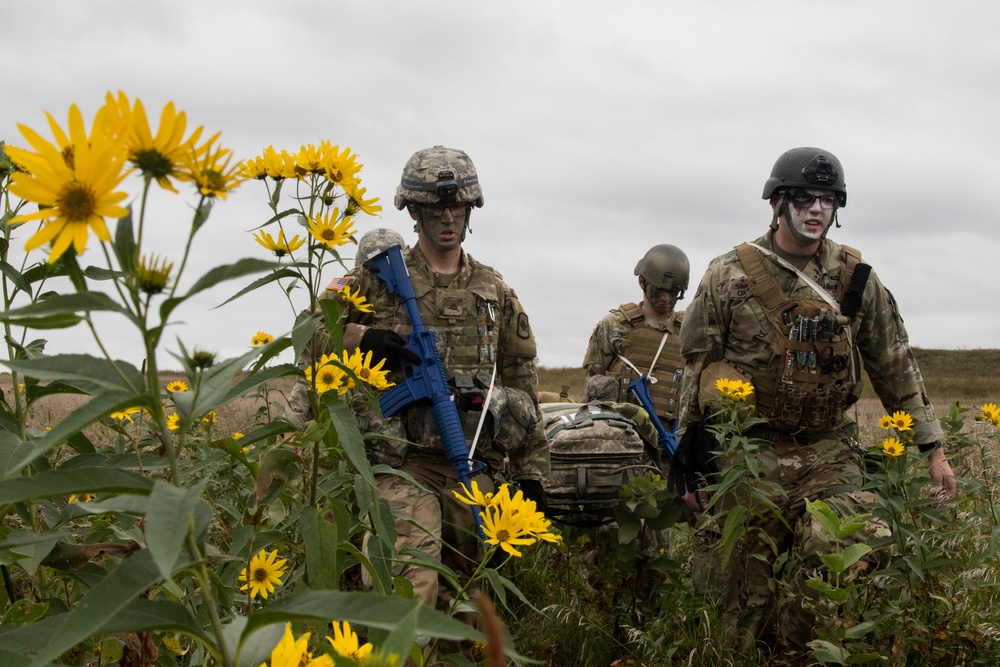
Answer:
[
  {"left": 628, "top": 375, "right": 678, "bottom": 456},
  {"left": 363, "top": 244, "right": 485, "bottom": 538}
]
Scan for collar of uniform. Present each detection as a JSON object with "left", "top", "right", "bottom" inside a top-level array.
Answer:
[
  {"left": 642, "top": 306, "right": 679, "bottom": 334},
  {"left": 409, "top": 244, "right": 475, "bottom": 283}
]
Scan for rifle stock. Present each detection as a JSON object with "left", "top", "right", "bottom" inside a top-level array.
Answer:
[{"left": 628, "top": 375, "right": 678, "bottom": 456}]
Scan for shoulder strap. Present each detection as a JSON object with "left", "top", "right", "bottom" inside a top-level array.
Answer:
[
  {"left": 617, "top": 302, "right": 644, "bottom": 325},
  {"left": 735, "top": 243, "right": 787, "bottom": 313}
]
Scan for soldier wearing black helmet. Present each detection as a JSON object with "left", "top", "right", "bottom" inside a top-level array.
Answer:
[
  {"left": 673, "top": 147, "right": 956, "bottom": 655},
  {"left": 331, "top": 147, "right": 549, "bottom": 628}
]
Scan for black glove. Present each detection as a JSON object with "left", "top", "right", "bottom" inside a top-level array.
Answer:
[
  {"left": 359, "top": 328, "right": 420, "bottom": 372},
  {"left": 667, "top": 421, "right": 718, "bottom": 496},
  {"left": 516, "top": 479, "right": 549, "bottom": 517}
]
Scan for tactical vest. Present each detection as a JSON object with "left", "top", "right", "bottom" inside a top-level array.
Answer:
[
  {"left": 605, "top": 303, "right": 684, "bottom": 421},
  {"left": 388, "top": 256, "right": 506, "bottom": 448},
  {"left": 734, "top": 243, "right": 864, "bottom": 435}
]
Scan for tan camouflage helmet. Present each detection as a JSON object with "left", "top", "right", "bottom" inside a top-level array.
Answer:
[
  {"left": 355, "top": 227, "right": 405, "bottom": 265},
  {"left": 394, "top": 146, "right": 484, "bottom": 210},
  {"left": 634, "top": 244, "right": 690, "bottom": 297}
]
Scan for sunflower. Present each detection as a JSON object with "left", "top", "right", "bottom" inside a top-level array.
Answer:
[
  {"left": 107, "top": 92, "right": 206, "bottom": 193},
  {"left": 979, "top": 403, "right": 1000, "bottom": 428},
  {"left": 878, "top": 415, "right": 893, "bottom": 430},
  {"left": 339, "top": 284, "right": 374, "bottom": 314},
  {"left": 6, "top": 104, "right": 131, "bottom": 263},
  {"left": 110, "top": 407, "right": 141, "bottom": 422},
  {"left": 135, "top": 253, "right": 174, "bottom": 294},
  {"left": 238, "top": 549, "right": 288, "bottom": 600},
  {"left": 262, "top": 623, "right": 332, "bottom": 667},
  {"left": 293, "top": 143, "right": 324, "bottom": 176},
  {"left": 67, "top": 493, "right": 94, "bottom": 504},
  {"left": 481, "top": 504, "right": 537, "bottom": 558},
  {"left": 342, "top": 348, "right": 393, "bottom": 391},
  {"left": 202, "top": 410, "right": 216, "bottom": 425},
  {"left": 254, "top": 229, "right": 305, "bottom": 258},
  {"left": 181, "top": 136, "right": 241, "bottom": 199},
  {"left": 306, "top": 362, "right": 348, "bottom": 395},
  {"left": 251, "top": 331, "right": 275, "bottom": 347},
  {"left": 233, "top": 432, "right": 244, "bottom": 440},
  {"left": 889, "top": 411, "right": 913, "bottom": 432},
  {"left": 165, "top": 380, "right": 189, "bottom": 393},
  {"left": 453, "top": 480, "right": 498, "bottom": 509},
  {"left": 319, "top": 142, "right": 362, "bottom": 186},
  {"left": 307, "top": 209, "right": 355, "bottom": 249},
  {"left": 166, "top": 413, "right": 181, "bottom": 431},
  {"left": 239, "top": 145, "right": 296, "bottom": 181},
  {"left": 325, "top": 621, "right": 373, "bottom": 661},
  {"left": 714, "top": 377, "right": 754, "bottom": 401},
  {"left": 881, "top": 437, "right": 905, "bottom": 458},
  {"left": 343, "top": 182, "right": 382, "bottom": 217}
]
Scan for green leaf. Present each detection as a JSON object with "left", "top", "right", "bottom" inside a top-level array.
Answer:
[
  {"left": 186, "top": 258, "right": 278, "bottom": 298},
  {"left": 25, "top": 549, "right": 165, "bottom": 667},
  {"left": 808, "top": 639, "right": 849, "bottom": 664},
  {"left": 0, "top": 529, "right": 68, "bottom": 575},
  {"left": 842, "top": 620, "right": 877, "bottom": 640},
  {"left": 840, "top": 542, "right": 872, "bottom": 570},
  {"left": 221, "top": 363, "right": 299, "bottom": 406},
  {"left": 217, "top": 267, "right": 304, "bottom": 308},
  {"left": 325, "top": 397, "right": 375, "bottom": 488},
  {"left": 2, "top": 354, "right": 145, "bottom": 394},
  {"left": 318, "top": 297, "right": 345, "bottom": 352},
  {"left": 301, "top": 505, "right": 343, "bottom": 590},
  {"left": 819, "top": 552, "right": 846, "bottom": 575},
  {"left": 0, "top": 260, "right": 32, "bottom": 298},
  {"left": 1, "top": 291, "right": 130, "bottom": 324},
  {"left": 805, "top": 498, "right": 842, "bottom": 540},
  {"left": 291, "top": 310, "right": 320, "bottom": 362},
  {"left": 718, "top": 503, "right": 746, "bottom": 569},
  {"left": 242, "top": 590, "right": 482, "bottom": 642},
  {"left": 0, "top": 465, "right": 153, "bottom": 502},
  {"left": 146, "top": 479, "right": 205, "bottom": 582},
  {"left": 380, "top": 602, "right": 420, "bottom": 664},
  {"left": 2, "top": 392, "right": 152, "bottom": 477},
  {"left": 113, "top": 208, "right": 137, "bottom": 273}
]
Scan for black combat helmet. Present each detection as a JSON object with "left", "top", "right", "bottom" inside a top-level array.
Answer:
[{"left": 762, "top": 147, "right": 847, "bottom": 207}]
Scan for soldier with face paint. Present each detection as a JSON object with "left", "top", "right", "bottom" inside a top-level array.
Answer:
[{"left": 673, "top": 147, "right": 956, "bottom": 655}]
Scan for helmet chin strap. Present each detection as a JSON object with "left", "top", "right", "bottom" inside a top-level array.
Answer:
[{"left": 770, "top": 193, "right": 786, "bottom": 231}]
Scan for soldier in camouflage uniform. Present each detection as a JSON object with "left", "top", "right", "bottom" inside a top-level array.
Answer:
[
  {"left": 672, "top": 147, "right": 957, "bottom": 653},
  {"left": 293, "top": 147, "right": 548, "bottom": 613},
  {"left": 583, "top": 244, "right": 689, "bottom": 421}
]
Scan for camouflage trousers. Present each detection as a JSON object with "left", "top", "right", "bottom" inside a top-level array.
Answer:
[
  {"left": 365, "top": 452, "right": 493, "bottom": 609},
  {"left": 719, "top": 433, "right": 889, "bottom": 653}
]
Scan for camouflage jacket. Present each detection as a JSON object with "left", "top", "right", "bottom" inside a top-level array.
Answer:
[
  {"left": 582, "top": 303, "right": 685, "bottom": 420},
  {"left": 678, "top": 231, "right": 943, "bottom": 445},
  {"left": 292, "top": 245, "right": 548, "bottom": 481}
]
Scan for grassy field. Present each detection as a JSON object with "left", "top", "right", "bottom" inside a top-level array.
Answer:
[{"left": 4, "top": 347, "right": 997, "bottom": 447}]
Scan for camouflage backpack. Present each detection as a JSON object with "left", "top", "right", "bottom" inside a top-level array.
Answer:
[{"left": 540, "top": 402, "right": 657, "bottom": 510}]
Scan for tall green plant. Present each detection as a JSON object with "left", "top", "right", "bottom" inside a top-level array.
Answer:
[{"left": 0, "top": 95, "right": 476, "bottom": 667}]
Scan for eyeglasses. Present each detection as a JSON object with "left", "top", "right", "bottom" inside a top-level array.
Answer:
[
  {"left": 421, "top": 204, "right": 469, "bottom": 221},
  {"left": 787, "top": 191, "right": 839, "bottom": 210}
]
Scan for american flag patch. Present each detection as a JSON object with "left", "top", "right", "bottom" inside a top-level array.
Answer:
[{"left": 325, "top": 276, "right": 349, "bottom": 291}]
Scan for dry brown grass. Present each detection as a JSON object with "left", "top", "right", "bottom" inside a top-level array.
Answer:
[
  {"left": 0, "top": 371, "right": 299, "bottom": 446},
  {"left": 3, "top": 352, "right": 997, "bottom": 450}
]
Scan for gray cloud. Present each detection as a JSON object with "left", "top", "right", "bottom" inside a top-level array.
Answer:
[{"left": 2, "top": 0, "right": 998, "bottom": 372}]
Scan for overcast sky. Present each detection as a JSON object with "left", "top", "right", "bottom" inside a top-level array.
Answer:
[{"left": 3, "top": 1, "right": 999, "bottom": 373}]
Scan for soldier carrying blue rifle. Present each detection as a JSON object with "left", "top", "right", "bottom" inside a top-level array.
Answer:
[{"left": 292, "top": 147, "right": 549, "bottom": 619}]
